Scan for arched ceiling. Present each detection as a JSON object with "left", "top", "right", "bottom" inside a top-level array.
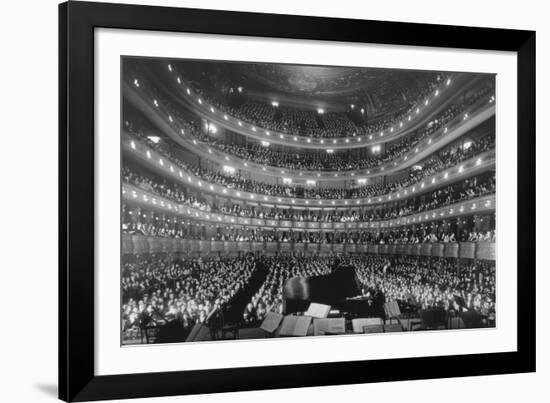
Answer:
[
  {"left": 168, "top": 60, "right": 446, "bottom": 113},
  {"left": 236, "top": 64, "right": 384, "bottom": 95}
]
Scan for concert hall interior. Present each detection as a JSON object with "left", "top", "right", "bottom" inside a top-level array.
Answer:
[{"left": 121, "top": 57, "right": 496, "bottom": 345}]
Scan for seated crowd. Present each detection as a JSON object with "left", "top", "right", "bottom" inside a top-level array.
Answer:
[
  {"left": 123, "top": 208, "right": 495, "bottom": 245},
  {"left": 138, "top": 79, "right": 493, "bottom": 172},
  {"left": 186, "top": 87, "right": 491, "bottom": 171},
  {"left": 203, "top": 228, "right": 493, "bottom": 244},
  {"left": 123, "top": 160, "right": 495, "bottom": 224},
  {"left": 121, "top": 254, "right": 495, "bottom": 339},
  {"left": 122, "top": 166, "right": 212, "bottom": 212},
  {"left": 125, "top": 120, "right": 495, "bottom": 200},
  {"left": 169, "top": 68, "right": 451, "bottom": 138}
]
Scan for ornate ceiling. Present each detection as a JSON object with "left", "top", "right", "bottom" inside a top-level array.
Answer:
[
  {"left": 167, "top": 59, "right": 445, "bottom": 112},
  {"left": 234, "top": 64, "right": 385, "bottom": 95}
]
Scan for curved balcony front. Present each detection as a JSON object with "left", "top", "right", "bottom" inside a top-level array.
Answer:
[
  {"left": 160, "top": 67, "right": 481, "bottom": 149},
  {"left": 123, "top": 183, "right": 495, "bottom": 232},
  {"left": 125, "top": 82, "right": 495, "bottom": 181},
  {"left": 122, "top": 235, "right": 495, "bottom": 260},
  {"left": 123, "top": 133, "right": 495, "bottom": 208}
]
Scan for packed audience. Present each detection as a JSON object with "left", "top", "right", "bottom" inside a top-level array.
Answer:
[
  {"left": 133, "top": 73, "right": 493, "bottom": 172},
  {"left": 122, "top": 167, "right": 212, "bottom": 212},
  {"left": 123, "top": 204, "right": 495, "bottom": 246},
  {"left": 374, "top": 226, "right": 495, "bottom": 244},
  {"left": 122, "top": 255, "right": 256, "bottom": 333},
  {"left": 186, "top": 86, "right": 492, "bottom": 171},
  {"left": 125, "top": 119, "right": 494, "bottom": 200},
  {"left": 121, "top": 254, "right": 496, "bottom": 339},
  {"left": 122, "top": 64, "right": 498, "bottom": 343},
  {"left": 201, "top": 228, "right": 493, "bottom": 244},
  {"left": 354, "top": 255, "right": 495, "bottom": 314},
  {"left": 165, "top": 66, "right": 451, "bottom": 138},
  {"left": 123, "top": 157, "right": 495, "bottom": 227}
]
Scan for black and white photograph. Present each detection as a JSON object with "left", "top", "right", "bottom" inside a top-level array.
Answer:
[
  {"left": 121, "top": 57, "right": 496, "bottom": 345},
  {"left": 0, "top": 0, "right": 544, "bottom": 401}
]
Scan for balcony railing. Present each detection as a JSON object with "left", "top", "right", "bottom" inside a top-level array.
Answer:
[
  {"left": 123, "top": 183, "right": 495, "bottom": 231},
  {"left": 122, "top": 235, "right": 495, "bottom": 260},
  {"left": 123, "top": 132, "right": 495, "bottom": 208},
  {"left": 124, "top": 78, "right": 495, "bottom": 180},
  {"left": 161, "top": 67, "right": 475, "bottom": 147}
]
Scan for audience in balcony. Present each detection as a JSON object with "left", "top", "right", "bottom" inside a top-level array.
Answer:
[
  {"left": 124, "top": 120, "right": 494, "bottom": 201},
  {"left": 122, "top": 207, "right": 495, "bottom": 246},
  {"left": 123, "top": 163, "right": 495, "bottom": 225},
  {"left": 132, "top": 70, "right": 495, "bottom": 143},
  {"left": 133, "top": 81, "right": 493, "bottom": 173},
  {"left": 122, "top": 167, "right": 212, "bottom": 212},
  {"left": 163, "top": 69, "right": 452, "bottom": 138}
]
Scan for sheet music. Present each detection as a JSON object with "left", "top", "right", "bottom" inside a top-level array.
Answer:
[
  {"left": 352, "top": 318, "right": 383, "bottom": 333},
  {"left": 260, "top": 311, "right": 284, "bottom": 333},
  {"left": 313, "top": 318, "right": 346, "bottom": 336},
  {"left": 304, "top": 302, "right": 332, "bottom": 318},
  {"left": 293, "top": 316, "right": 313, "bottom": 336},
  {"left": 279, "top": 315, "right": 312, "bottom": 336}
]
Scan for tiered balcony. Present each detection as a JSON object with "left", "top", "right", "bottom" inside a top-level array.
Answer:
[
  {"left": 124, "top": 78, "right": 495, "bottom": 181},
  {"left": 123, "top": 182, "right": 495, "bottom": 232},
  {"left": 161, "top": 66, "right": 479, "bottom": 148},
  {"left": 122, "top": 234, "right": 495, "bottom": 261},
  {"left": 123, "top": 132, "right": 495, "bottom": 208}
]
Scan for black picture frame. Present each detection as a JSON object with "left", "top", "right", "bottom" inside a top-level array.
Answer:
[{"left": 59, "top": 1, "right": 536, "bottom": 401}]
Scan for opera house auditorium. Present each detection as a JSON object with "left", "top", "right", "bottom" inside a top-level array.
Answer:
[{"left": 121, "top": 59, "right": 496, "bottom": 344}]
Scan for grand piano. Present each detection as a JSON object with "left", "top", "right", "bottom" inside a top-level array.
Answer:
[{"left": 283, "top": 263, "right": 386, "bottom": 318}]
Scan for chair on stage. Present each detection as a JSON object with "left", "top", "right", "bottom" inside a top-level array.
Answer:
[
  {"left": 352, "top": 317, "right": 383, "bottom": 333},
  {"left": 417, "top": 308, "right": 448, "bottom": 331},
  {"left": 383, "top": 300, "right": 407, "bottom": 331},
  {"left": 207, "top": 309, "right": 240, "bottom": 341}
]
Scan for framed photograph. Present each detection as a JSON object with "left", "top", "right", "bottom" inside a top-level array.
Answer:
[{"left": 59, "top": 1, "right": 535, "bottom": 401}]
